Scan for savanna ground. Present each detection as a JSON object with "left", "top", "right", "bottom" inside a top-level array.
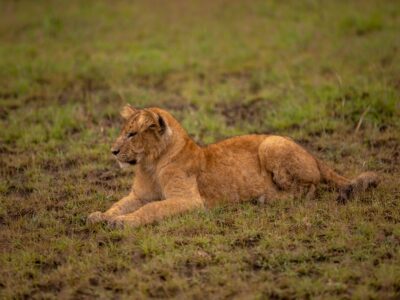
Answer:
[{"left": 0, "top": 0, "right": 400, "bottom": 299}]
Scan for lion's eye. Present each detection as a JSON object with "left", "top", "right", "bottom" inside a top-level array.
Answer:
[{"left": 127, "top": 132, "right": 137, "bottom": 138}]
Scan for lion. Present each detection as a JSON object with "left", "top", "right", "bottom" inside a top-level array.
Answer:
[{"left": 87, "top": 105, "right": 379, "bottom": 228}]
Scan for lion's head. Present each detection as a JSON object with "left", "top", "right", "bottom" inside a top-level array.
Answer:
[{"left": 111, "top": 105, "right": 169, "bottom": 168}]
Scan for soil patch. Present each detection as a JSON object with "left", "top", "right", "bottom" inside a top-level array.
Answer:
[{"left": 217, "top": 97, "right": 271, "bottom": 126}]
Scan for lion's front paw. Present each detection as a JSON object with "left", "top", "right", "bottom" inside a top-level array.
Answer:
[
  {"left": 107, "top": 216, "right": 126, "bottom": 229},
  {"left": 107, "top": 216, "right": 141, "bottom": 229},
  {"left": 87, "top": 211, "right": 106, "bottom": 224}
]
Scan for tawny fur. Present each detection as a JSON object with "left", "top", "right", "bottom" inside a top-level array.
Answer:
[{"left": 87, "top": 106, "right": 379, "bottom": 228}]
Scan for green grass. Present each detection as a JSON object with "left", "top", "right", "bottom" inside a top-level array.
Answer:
[{"left": 1, "top": 0, "right": 400, "bottom": 298}]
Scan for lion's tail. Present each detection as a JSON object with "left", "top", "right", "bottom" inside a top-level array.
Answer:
[{"left": 316, "top": 159, "right": 379, "bottom": 203}]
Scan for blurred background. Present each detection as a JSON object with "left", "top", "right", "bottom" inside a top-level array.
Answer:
[{"left": 0, "top": 0, "right": 399, "bottom": 298}]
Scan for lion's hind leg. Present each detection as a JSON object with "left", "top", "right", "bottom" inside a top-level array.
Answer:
[{"left": 259, "top": 136, "right": 321, "bottom": 198}]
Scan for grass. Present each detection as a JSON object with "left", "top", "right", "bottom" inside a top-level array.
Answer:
[{"left": 1, "top": 0, "right": 400, "bottom": 298}]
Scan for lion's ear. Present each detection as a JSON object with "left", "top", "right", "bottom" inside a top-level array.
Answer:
[
  {"left": 120, "top": 105, "right": 137, "bottom": 120},
  {"left": 153, "top": 114, "right": 167, "bottom": 135},
  {"left": 147, "top": 112, "right": 166, "bottom": 135},
  {"left": 156, "top": 114, "right": 166, "bottom": 135}
]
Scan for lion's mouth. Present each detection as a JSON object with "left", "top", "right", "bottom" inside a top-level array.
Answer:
[
  {"left": 128, "top": 159, "right": 137, "bottom": 165},
  {"left": 117, "top": 159, "right": 137, "bottom": 169}
]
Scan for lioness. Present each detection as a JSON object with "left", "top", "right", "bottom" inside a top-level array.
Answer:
[{"left": 88, "top": 105, "right": 379, "bottom": 228}]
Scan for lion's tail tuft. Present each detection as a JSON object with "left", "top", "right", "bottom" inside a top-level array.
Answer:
[
  {"left": 336, "top": 171, "right": 379, "bottom": 203},
  {"left": 316, "top": 159, "right": 379, "bottom": 203}
]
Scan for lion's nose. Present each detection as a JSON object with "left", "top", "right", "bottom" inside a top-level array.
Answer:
[{"left": 111, "top": 149, "right": 120, "bottom": 155}]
